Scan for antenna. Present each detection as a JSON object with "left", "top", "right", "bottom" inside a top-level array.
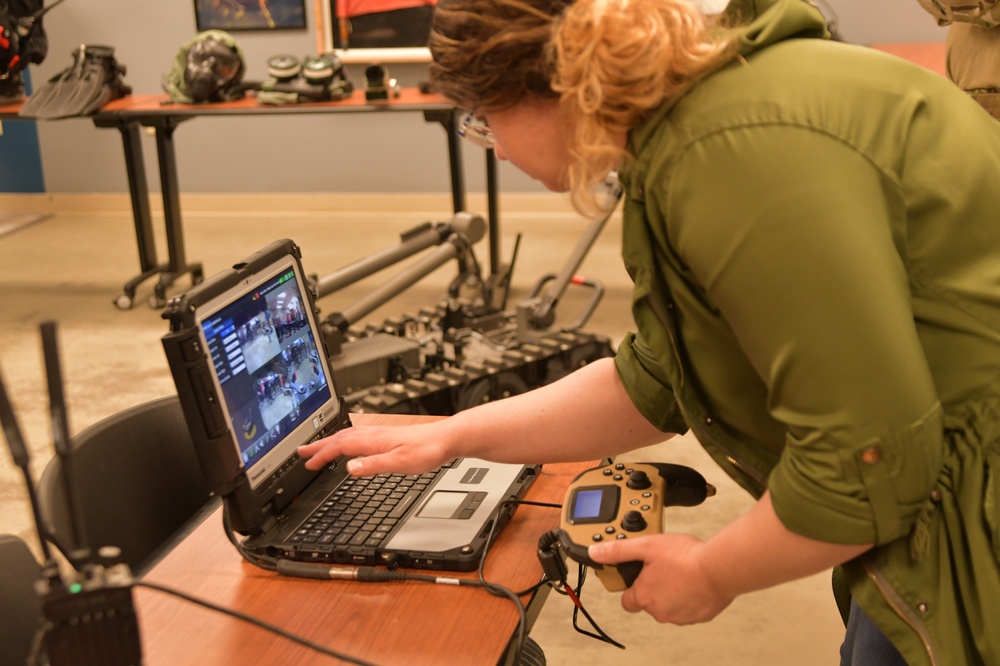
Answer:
[
  {"left": 0, "top": 361, "right": 56, "bottom": 565},
  {"left": 40, "top": 320, "right": 91, "bottom": 566},
  {"left": 1, "top": 322, "right": 143, "bottom": 665},
  {"left": 16, "top": 0, "right": 71, "bottom": 37}
]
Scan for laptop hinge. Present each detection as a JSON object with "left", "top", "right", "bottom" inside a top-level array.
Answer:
[{"left": 261, "top": 511, "right": 280, "bottom": 534}]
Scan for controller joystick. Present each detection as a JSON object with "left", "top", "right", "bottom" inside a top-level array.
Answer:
[
  {"left": 556, "top": 462, "right": 715, "bottom": 592},
  {"left": 627, "top": 469, "right": 651, "bottom": 490},
  {"left": 621, "top": 510, "right": 647, "bottom": 532}
]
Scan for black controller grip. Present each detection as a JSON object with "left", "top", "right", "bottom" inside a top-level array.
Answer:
[
  {"left": 651, "top": 463, "right": 715, "bottom": 507},
  {"left": 618, "top": 560, "right": 644, "bottom": 588},
  {"left": 556, "top": 531, "right": 646, "bottom": 588}
]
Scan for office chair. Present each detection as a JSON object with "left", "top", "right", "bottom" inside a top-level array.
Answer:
[
  {"left": 0, "top": 534, "right": 44, "bottom": 666},
  {"left": 36, "top": 394, "right": 214, "bottom": 576}
]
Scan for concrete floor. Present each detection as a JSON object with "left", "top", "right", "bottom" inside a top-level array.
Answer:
[{"left": 0, "top": 197, "right": 845, "bottom": 664}]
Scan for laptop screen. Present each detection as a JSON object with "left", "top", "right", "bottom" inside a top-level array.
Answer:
[{"left": 194, "top": 255, "right": 338, "bottom": 488}]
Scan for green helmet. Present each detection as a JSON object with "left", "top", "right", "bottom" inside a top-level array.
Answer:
[{"left": 164, "top": 30, "right": 246, "bottom": 103}]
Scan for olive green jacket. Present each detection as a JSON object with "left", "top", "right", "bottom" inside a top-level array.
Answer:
[{"left": 613, "top": 0, "right": 1000, "bottom": 663}]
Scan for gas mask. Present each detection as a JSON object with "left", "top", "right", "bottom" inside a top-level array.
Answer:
[{"left": 164, "top": 30, "right": 246, "bottom": 104}]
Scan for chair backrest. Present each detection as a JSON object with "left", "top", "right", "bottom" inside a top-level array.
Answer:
[
  {"left": 0, "top": 534, "right": 44, "bottom": 666},
  {"left": 37, "top": 394, "right": 214, "bottom": 576}
]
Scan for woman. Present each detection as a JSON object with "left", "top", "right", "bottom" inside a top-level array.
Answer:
[{"left": 300, "top": 0, "right": 1000, "bottom": 663}]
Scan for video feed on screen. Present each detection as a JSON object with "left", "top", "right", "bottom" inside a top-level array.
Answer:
[{"left": 199, "top": 267, "right": 332, "bottom": 469}]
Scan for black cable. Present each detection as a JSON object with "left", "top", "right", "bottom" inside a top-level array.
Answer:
[
  {"left": 222, "top": 498, "right": 534, "bottom": 662},
  {"left": 528, "top": 511, "right": 624, "bottom": 650},
  {"left": 474, "top": 499, "right": 529, "bottom": 665},
  {"left": 513, "top": 578, "right": 550, "bottom": 598},
  {"left": 134, "top": 581, "right": 379, "bottom": 666},
  {"left": 223, "top": 483, "right": 626, "bottom": 656},
  {"left": 223, "top": 503, "right": 278, "bottom": 571},
  {"left": 474, "top": 497, "right": 563, "bottom": 664},
  {"left": 465, "top": 492, "right": 624, "bottom": 651},
  {"left": 512, "top": 499, "right": 562, "bottom": 509},
  {"left": 26, "top": 624, "right": 46, "bottom": 666},
  {"left": 475, "top": 499, "right": 561, "bottom": 596},
  {"left": 220, "top": 487, "right": 566, "bottom": 664},
  {"left": 568, "top": 563, "right": 626, "bottom": 649},
  {"left": 505, "top": 499, "right": 562, "bottom": 594}
]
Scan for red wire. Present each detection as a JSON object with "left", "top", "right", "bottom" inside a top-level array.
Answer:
[{"left": 564, "top": 584, "right": 583, "bottom": 608}]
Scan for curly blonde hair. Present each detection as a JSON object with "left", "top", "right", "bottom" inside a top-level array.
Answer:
[{"left": 428, "top": 0, "right": 735, "bottom": 218}]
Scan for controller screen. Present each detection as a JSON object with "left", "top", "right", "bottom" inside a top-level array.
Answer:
[
  {"left": 567, "top": 485, "right": 619, "bottom": 524},
  {"left": 574, "top": 490, "right": 604, "bottom": 519}
]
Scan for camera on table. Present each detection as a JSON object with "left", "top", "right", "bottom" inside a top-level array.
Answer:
[{"left": 364, "top": 63, "right": 401, "bottom": 102}]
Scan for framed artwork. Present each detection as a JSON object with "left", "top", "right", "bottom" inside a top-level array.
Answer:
[
  {"left": 195, "top": 0, "right": 308, "bottom": 32},
  {"left": 317, "top": 0, "right": 436, "bottom": 63}
]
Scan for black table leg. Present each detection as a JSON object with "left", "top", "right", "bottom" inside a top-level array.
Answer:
[
  {"left": 485, "top": 148, "right": 500, "bottom": 276},
  {"left": 425, "top": 108, "right": 501, "bottom": 277},
  {"left": 147, "top": 119, "right": 203, "bottom": 308},
  {"left": 95, "top": 118, "right": 169, "bottom": 310}
]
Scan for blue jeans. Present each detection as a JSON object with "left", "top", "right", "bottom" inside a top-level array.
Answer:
[{"left": 839, "top": 599, "right": 909, "bottom": 666}]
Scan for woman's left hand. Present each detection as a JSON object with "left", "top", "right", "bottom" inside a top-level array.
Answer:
[
  {"left": 587, "top": 491, "right": 873, "bottom": 625},
  {"left": 588, "top": 533, "right": 734, "bottom": 624}
]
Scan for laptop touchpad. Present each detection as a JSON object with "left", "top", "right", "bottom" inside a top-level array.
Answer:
[{"left": 418, "top": 490, "right": 487, "bottom": 519}]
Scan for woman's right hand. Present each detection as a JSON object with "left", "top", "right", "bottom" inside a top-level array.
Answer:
[
  {"left": 298, "top": 421, "right": 453, "bottom": 476},
  {"left": 298, "top": 358, "right": 667, "bottom": 477}
]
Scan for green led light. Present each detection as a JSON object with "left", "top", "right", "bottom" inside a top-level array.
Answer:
[{"left": 69, "top": 583, "right": 82, "bottom": 594}]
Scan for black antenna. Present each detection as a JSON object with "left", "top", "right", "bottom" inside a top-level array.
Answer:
[
  {"left": 501, "top": 233, "right": 521, "bottom": 312},
  {"left": 0, "top": 362, "right": 56, "bottom": 565},
  {"left": 17, "top": 0, "right": 71, "bottom": 37},
  {"left": 40, "top": 320, "right": 91, "bottom": 566}
]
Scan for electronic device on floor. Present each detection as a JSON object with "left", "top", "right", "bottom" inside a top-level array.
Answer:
[
  {"left": 162, "top": 238, "right": 537, "bottom": 571},
  {"left": 557, "top": 462, "right": 716, "bottom": 591},
  {"left": 0, "top": 322, "right": 142, "bottom": 666}
]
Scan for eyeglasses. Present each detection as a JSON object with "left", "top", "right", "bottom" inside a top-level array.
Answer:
[{"left": 457, "top": 111, "right": 495, "bottom": 150}]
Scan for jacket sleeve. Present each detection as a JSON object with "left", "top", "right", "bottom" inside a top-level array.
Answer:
[
  {"left": 660, "top": 124, "right": 944, "bottom": 545},
  {"left": 614, "top": 331, "right": 691, "bottom": 435}
]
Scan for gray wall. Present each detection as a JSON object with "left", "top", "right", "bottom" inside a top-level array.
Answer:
[{"left": 25, "top": 0, "right": 947, "bottom": 195}]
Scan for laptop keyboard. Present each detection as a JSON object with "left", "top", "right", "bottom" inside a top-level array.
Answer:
[{"left": 288, "top": 467, "right": 448, "bottom": 549}]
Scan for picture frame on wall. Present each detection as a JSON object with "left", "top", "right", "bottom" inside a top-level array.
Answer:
[
  {"left": 318, "top": 0, "right": 437, "bottom": 64},
  {"left": 195, "top": 0, "right": 308, "bottom": 32}
]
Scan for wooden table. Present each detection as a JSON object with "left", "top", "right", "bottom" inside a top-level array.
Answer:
[
  {"left": 88, "top": 88, "right": 501, "bottom": 310},
  {"left": 134, "top": 412, "right": 593, "bottom": 665},
  {"left": 2, "top": 88, "right": 501, "bottom": 310}
]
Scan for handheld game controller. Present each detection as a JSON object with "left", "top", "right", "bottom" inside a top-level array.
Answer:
[{"left": 557, "top": 462, "right": 715, "bottom": 591}]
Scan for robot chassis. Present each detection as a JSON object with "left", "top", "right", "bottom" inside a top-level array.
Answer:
[{"left": 314, "top": 200, "right": 619, "bottom": 416}]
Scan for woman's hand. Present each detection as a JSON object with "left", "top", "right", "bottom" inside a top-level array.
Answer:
[
  {"left": 587, "top": 492, "right": 872, "bottom": 625},
  {"left": 298, "top": 422, "right": 453, "bottom": 476},
  {"left": 588, "top": 533, "right": 734, "bottom": 624}
]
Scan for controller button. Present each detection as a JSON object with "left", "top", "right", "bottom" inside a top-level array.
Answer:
[
  {"left": 630, "top": 499, "right": 640, "bottom": 505},
  {"left": 605, "top": 526, "right": 616, "bottom": 534},
  {"left": 592, "top": 534, "right": 604, "bottom": 542},
  {"left": 616, "top": 533, "right": 627, "bottom": 539},
  {"left": 642, "top": 492, "right": 652, "bottom": 498},
  {"left": 603, "top": 469, "right": 613, "bottom": 476},
  {"left": 627, "top": 470, "right": 652, "bottom": 490},
  {"left": 614, "top": 474, "right": 624, "bottom": 481},
  {"left": 622, "top": 510, "right": 647, "bottom": 532},
  {"left": 615, "top": 463, "right": 625, "bottom": 470},
  {"left": 641, "top": 505, "right": 651, "bottom": 511}
]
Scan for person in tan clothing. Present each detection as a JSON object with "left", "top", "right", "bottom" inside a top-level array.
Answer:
[{"left": 918, "top": 0, "right": 1000, "bottom": 118}]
